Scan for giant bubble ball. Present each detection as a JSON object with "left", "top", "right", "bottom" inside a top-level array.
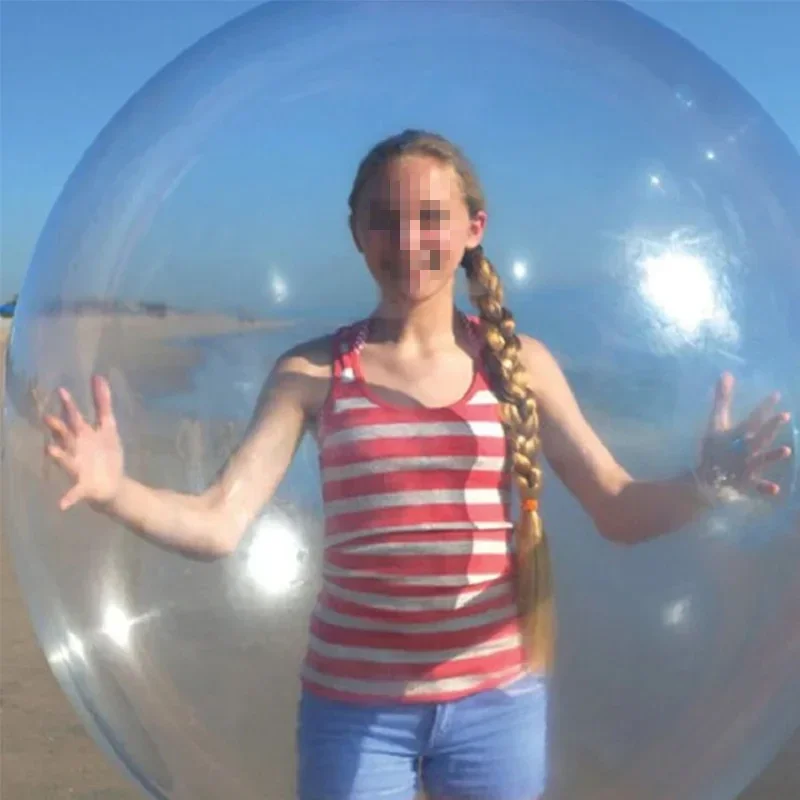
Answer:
[{"left": 3, "top": 2, "right": 800, "bottom": 799}]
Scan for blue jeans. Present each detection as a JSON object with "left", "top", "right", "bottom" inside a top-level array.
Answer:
[{"left": 296, "top": 672, "right": 548, "bottom": 800}]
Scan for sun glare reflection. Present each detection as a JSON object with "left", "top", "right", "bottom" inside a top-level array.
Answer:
[
  {"left": 511, "top": 260, "right": 529, "bottom": 283},
  {"left": 49, "top": 630, "right": 87, "bottom": 667},
  {"left": 269, "top": 270, "right": 289, "bottom": 304},
  {"left": 627, "top": 231, "right": 738, "bottom": 346},
  {"left": 246, "top": 514, "right": 306, "bottom": 596},
  {"left": 662, "top": 596, "right": 693, "bottom": 631}
]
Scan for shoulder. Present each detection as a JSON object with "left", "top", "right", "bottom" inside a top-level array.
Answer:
[
  {"left": 274, "top": 319, "right": 364, "bottom": 376},
  {"left": 274, "top": 334, "right": 335, "bottom": 381},
  {"left": 255, "top": 334, "right": 334, "bottom": 421},
  {"left": 268, "top": 322, "right": 361, "bottom": 414},
  {"left": 516, "top": 333, "right": 572, "bottom": 408},
  {"left": 517, "top": 334, "right": 562, "bottom": 381}
]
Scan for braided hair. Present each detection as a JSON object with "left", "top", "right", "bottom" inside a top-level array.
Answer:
[{"left": 348, "top": 129, "right": 555, "bottom": 671}]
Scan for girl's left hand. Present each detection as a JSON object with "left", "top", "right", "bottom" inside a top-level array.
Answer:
[{"left": 696, "top": 372, "right": 793, "bottom": 500}]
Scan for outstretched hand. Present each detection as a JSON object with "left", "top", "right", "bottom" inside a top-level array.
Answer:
[
  {"left": 42, "top": 375, "right": 125, "bottom": 511},
  {"left": 696, "top": 372, "right": 792, "bottom": 499}
]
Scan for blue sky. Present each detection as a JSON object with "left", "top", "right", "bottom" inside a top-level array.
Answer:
[{"left": 2, "top": 0, "right": 799, "bottom": 309}]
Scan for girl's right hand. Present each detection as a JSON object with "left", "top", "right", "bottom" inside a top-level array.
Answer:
[{"left": 43, "top": 375, "right": 125, "bottom": 511}]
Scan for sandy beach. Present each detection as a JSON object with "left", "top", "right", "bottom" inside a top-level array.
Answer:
[
  {"left": 1, "top": 314, "right": 798, "bottom": 799},
  {"left": 2, "top": 315, "right": 141, "bottom": 799}
]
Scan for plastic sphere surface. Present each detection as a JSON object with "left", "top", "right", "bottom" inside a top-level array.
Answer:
[{"left": 3, "top": 2, "right": 800, "bottom": 799}]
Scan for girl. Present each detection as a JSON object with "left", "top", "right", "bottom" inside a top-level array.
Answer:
[{"left": 44, "top": 130, "right": 791, "bottom": 800}]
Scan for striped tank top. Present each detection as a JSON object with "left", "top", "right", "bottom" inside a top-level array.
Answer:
[{"left": 301, "top": 314, "right": 527, "bottom": 703}]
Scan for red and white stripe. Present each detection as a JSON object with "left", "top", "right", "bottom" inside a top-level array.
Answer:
[{"left": 301, "top": 318, "right": 526, "bottom": 703}]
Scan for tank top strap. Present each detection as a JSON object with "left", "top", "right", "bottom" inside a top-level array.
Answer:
[{"left": 330, "top": 319, "right": 369, "bottom": 381}]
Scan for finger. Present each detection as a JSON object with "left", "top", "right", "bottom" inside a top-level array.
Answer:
[
  {"left": 746, "top": 445, "right": 793, "bottom": 473},
  {"left": 58, "top": 387, "right": 86, "bottom": 432},
  {"left": 732, "top": 391, "right": 781, "bottom": 438},
  {"left": 46, "top": 444, "right": 78, "bottom": 477},
  {"left": 749, "top": 411, "right": 792, "bottom": 453},
  {"left": 752, "top": 478, "right": 781, "bottom": 498},
  {"left": 43, "top": 413, "right": 72, "bottom": 446},
  {"left": 92, "top": 375, "right": 116, "bottom": 429},
  {"left": 709, "top": 372, "right": 734, "bottom": 433},
  {"left": 59, "top": 485, "right": 86, "bottom": 511}
]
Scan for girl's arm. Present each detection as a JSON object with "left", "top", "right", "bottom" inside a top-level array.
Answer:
[
  {"left": 203, "top": 337, "right": 332, "bottom": 554},
  {"left": 89, "top": 338, "right": 331, "bottom": 558},
  {"left": 520, "top": 337, "right": 791, "bottom": 545}
]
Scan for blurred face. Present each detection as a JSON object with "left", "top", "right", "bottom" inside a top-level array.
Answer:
[{"left": 350, "top": 156, "right": 486, "bottom": 305}]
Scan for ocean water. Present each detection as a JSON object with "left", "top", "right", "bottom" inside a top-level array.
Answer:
[
  {"left": 140, "top": 286, "right": 755, "bottom": 443},
  {"left": 134, "top": 283, "right": 797, "bottom": 521}
]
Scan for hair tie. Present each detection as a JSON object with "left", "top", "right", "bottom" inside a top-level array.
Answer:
[{"left": 522, "top": 498, "right": 538, "bottom": 513}]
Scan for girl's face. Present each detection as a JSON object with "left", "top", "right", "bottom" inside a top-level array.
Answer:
[{"left": 350, "top": 156, "right": 486, "bottom": 306}]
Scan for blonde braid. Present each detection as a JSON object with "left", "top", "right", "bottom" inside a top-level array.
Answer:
[{"left": 463, "top": 245, "right": 555, "bottom": 673}]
